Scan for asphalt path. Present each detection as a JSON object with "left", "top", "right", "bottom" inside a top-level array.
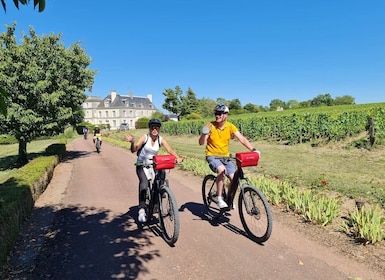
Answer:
[{"left": 3, "top": 137, "right": 383, "bottom": 280}]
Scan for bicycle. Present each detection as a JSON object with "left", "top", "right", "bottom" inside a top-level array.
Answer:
[
  {"left": 202, "top": 151, "right": 273, "bottom": 243},
  {"left": 136, "top": 155, "right": 180, "bottom": 246},
  {"left": 95, "top": 136, "right": 101, "bottom": 153}
]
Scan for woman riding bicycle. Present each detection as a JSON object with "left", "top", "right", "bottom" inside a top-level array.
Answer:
[
  {"left": 125, "top": 118, "right": 183, "bottom": 223},
  {"left": 198, "top": 104, "right": 260, "bottom": 209}
]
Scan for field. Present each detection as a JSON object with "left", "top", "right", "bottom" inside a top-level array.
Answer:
[{"left": 107, "top": 129, "right": 385, "bottom": 208}]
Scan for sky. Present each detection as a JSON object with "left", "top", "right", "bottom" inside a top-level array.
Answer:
[{"left": 2, "top": 0, "right": 385, "bottom": 111}]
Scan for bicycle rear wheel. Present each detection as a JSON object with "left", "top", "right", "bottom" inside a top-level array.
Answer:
[
  {"left": 238, "top": 186, "right": 273, "bottom": 243},
  {"left": 159, "top": 183, "right": 180, "bottom": 245},
  {"left": 202, "top": 174, "right": 224, "bottom": 216}
]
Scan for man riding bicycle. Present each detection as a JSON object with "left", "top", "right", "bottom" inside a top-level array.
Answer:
[
  {"left": 198, "top": 104, "right": 260, "bottom": 209},
  {"left": 93, "top": 125, "right": 102, "bottom": 147}
]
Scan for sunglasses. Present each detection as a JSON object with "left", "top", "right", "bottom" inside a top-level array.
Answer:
[
  {"left": 214, "top": 111, "right": 227, "bottom": 116},
  {"left": 150, "top": 125, "right": 160, "bottom": 130}
]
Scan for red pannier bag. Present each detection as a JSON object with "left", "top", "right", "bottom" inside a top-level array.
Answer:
[
  {"left": 235, "top": 152, "right": 259, "bottom": 167},
  {"left": 153, "top": 155, "right": 176, "bottom": 170}
]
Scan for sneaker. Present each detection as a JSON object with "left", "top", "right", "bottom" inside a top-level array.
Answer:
[
  {"left": 217, "top": 196, "right": 228, "bottom": 209},
  {"left": 162, "top": 192, "right": 168, "bottom": 199},
  {"left": 232, "top": 203, "right": 236, "bottom": 210},
  {"left": 138, "top": 209, "right": 147, "bottom": 223}
]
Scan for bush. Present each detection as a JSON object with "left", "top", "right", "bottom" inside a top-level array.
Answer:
[{"left": 0, "top": 135, "right": 17, "bottom": 145}]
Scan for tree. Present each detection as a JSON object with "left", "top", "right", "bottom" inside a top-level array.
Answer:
[
  {"left": 269, "top": 98, "right": 286, "bottom": 111},
  {"left": 1, "top": 1, "right": 46, "bottom": 116},
  {"left": 197, "top": 98, "right": 217, "bottom": 117},
  {"left": 228, "top": 98, "right": 242, "bottom": 111},
  {"left": 180, "top": 87, "right": 198, "bottom": 116},
  {"left": 0, "top": 23, "right": 96, "bottom": 164},
  {"left": 244, "top": 103, "right": 259, "bottom": 113},
  {"left": 162, "top": 86, "right": 184, "bottom": 118},
  {"left": 310, "top": 93, "right": 334, "bottom": 107},
  {"left": 1, "top": 0, "right": 45, "bottom": 12},
  {"left": 162, "top": 86, "right": 199, "bottom": 119},
  {"left": 334, "top": 95, "right": 355, "bottom": 105}
]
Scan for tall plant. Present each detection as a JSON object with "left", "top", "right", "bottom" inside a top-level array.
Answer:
[{"left": 0, "top": 23, "right": 96, "bottom": 164}]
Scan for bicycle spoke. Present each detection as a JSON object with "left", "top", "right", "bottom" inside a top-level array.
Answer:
[
  {"left": 159, "top": 186, "right": 180, "bottom": 245},
  {"left": 239, "top": 186, "right": 273, "bottom": 243}
]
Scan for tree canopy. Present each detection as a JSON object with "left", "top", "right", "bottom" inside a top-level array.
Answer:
[
  {"left": 1, "top": 0, "right": 45, "bottom": 13},
  {"left": 0, "top": 0, "right": 46, "bottom": 116},
  {"left": 0, "top": 23, "right": 96, "bottom": 164},
  {"left": 161, "top": 85, "right": 357, "bottom": 119}
]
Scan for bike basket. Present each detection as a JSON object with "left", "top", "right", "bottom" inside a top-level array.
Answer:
[
  {"left": 235, "top": 152, "right": 259, "bottom": 167},
  {"left": 153, "top": 155, "right": 176, "bottom": 170}
]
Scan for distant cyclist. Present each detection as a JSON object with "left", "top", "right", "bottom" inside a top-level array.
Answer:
[
  {"left": 198, "top": 104, "right": 260, "bottom": 209},
  {"left": 125, "top": 118, "right": 183, "bottom": 223},
  {"left": 82, "top": 126, "right": 88, "bottom": 139},
  {"left": 93, "top": 125, "right": 102, "bottom": 147}
]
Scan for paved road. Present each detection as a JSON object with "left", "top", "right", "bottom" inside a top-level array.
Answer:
[{"left": 3, "top": 138, "right": 383, "bottom": 280}]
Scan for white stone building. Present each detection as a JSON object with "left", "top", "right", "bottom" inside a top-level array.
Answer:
[{"left": 82, "top": 90, "right": 157, "bottom": 130}]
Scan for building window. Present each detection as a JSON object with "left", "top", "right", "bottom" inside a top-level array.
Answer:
[
  {"left": 98, "top": 111, "right": 102, "bottom": 118},
  {"left": 105, "top": 111, "right": 108, "bottom": 117},
  {"left": 112, "top": 111, "right": 116, "bottom": 117}
]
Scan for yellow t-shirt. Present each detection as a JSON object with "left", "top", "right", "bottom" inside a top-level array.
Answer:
[{"left": 205, "top": 121, "right": 238, "bottom": 156}]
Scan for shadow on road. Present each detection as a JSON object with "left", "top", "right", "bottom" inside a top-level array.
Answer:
[
  {"left": 6, "top": 204, "right": 162, "bottom": 279},
  {"left": 179, "top": 201, "right": 261, "bottom": 244}
]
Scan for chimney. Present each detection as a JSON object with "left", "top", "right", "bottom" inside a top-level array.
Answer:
[
  {"left": 147, "top": 93, "right": 153, "bottom": 103},
  {"left": 128, "top": 92, "right": 133, "bottom": 99},
  {"left": 110, "top": 90, "right": 117, "bottom": 102}
]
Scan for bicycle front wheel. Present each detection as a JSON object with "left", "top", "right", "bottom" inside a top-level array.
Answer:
[
  {"left": 159, "top": 184, "right": 180, "bottom": 246},
  {"left": 238, "top": 186, "right": 273, "bottom": 243},
  {"left": 96, "top": 140, "right": 100, "bottom": 153}
]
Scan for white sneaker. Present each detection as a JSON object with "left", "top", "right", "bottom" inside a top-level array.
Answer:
[
  {"left": 138, "top": 209, "right": 147, "bottom": 223},
  {"left": 217, "top": 196, "right": 228, "bottom": 209}
]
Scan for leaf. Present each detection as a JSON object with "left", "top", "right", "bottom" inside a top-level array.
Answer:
[
  {"left": 0, "top": 86, "right": 9, "bottom": 116},
  {"left": 34, "top": 0, "right": 45, "bottom": 12}
]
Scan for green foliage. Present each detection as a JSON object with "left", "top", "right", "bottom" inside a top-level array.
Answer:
[
  {"left": 185, "top": 112, "right": 202, "bottom": 120},
  {"left": 0, "top": 134, "right": 17, "bottom": 144},
  {"left": 0, "top": 23, "right": 95, "bottom": 163},
  {"left": 136, "top": 117, "right": 150, "bottom": 129},
  {"left": 161, "top": 104, "right": 385, "bottom": 146},
  {"left": 303, "top": 194, "right": 341, "bottom": 226},
  {"left": 0, "top": 154, "right": 58, "bottom": 265},
  {"left": 342, "top": 205, "right": 385, "bottom": 244},
  {"left": 75, "top": 122, "right": 93, "bottom": 135},
  {"left": 45, "top": 143, "right": 66, "bottom": 160},
  {"left": 1, "top": 0, "right": 45, "bottom": 13},
  {"left": 0, "top": 87, "right": 9, "bottom": 116},
  {"left": 162, "top": 86, "right": 199, "bottom": 118}
]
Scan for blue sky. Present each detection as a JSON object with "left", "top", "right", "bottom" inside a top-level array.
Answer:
[{"left": 2, "top": 1, "right": 385, "bottom": 111}]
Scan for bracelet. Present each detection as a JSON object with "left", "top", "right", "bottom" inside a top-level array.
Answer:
[{"left": 252, "top": 148, "right": 257, "bottom": 152}]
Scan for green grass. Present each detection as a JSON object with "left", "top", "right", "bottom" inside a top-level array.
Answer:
[
  {"left": 0, "top": 139, "right": 64, "bottom": 184},
  {"left": 2, "top": 129, "right": 384, "bottom": 207},
  {"left": 106, "top": 129, "right": 385, "bottom": 207}
]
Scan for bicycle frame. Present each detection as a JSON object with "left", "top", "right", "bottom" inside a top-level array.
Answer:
[
  {"left": 95, "top": 136, "right": 101, "bottom": 153},
  {"left": 136, "top": 157, "right": 180, "bottom": 245},
  {"left": 202, "top": 153, "right": 273, "bottom": 243}
]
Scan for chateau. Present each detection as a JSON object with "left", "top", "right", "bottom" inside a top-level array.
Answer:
[{"left": 82, "top": 90, "right": 158, "bottom": 130}]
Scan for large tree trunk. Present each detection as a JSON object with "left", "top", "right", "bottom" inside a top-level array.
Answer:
[{"left": 17, "top": 139, "right": 28, "bottom": 166}]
